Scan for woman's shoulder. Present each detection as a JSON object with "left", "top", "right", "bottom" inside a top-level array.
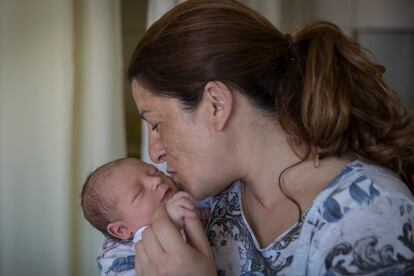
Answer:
[
  {"left": 303, "top": 159, "right": 414, "bottom": 241},
  {"left": 320, "top": 159, "right": 413, "bottom": 208},
  {"left": 300, "top": 160, "right": 414, "bottom": 275},
  {"left": 347, "top": 159, "right": 411, "bottom": 194},
  {"left": 311, "top": 158, "right": 414, "bottom": 221}
]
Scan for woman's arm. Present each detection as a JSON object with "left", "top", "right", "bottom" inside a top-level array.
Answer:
[{"left": 135, "top": 205, "right": 216, "bottom": 275}]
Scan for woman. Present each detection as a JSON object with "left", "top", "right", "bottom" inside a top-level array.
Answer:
[{"left": 99, "top": 0, "right": 414, "bottom": 275}]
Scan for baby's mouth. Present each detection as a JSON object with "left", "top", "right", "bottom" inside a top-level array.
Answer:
[{"left": 161, "top": 187, "right": 173, "bottom": 203}]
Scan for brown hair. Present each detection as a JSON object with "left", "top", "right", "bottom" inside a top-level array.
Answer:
[
  {"left": 128, "top": 0, "right": 414, "bottom": 192},
  {"left": 80, "top": 158, "right": 127, "bottom": 236}
]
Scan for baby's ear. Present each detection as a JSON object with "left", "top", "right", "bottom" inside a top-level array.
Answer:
[{"left": 107, "top": 220, "right": 133, "bottom": 240}]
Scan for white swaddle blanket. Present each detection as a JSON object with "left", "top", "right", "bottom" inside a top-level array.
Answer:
[
  {"left": 132, "top": 225, "right": 187, "bottom": 245},
  {"left": 132, "top": 226, "right": 148, "bottom": 244}
]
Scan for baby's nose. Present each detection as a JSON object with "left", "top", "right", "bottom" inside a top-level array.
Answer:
[{"left": 149, "top": 177, "right": 162, "bottom": 191}]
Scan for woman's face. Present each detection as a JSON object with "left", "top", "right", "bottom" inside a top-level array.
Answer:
[{"left": 132, "top": 80, "right": 230, "bottom": 200}]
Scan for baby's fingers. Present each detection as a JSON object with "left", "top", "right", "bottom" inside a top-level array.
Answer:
[
  {"left": 170, "top": 191, "right": 194, "bottom": 202},
  {"left": 167, "top": 193, "right": 195, "bottom": 211}
]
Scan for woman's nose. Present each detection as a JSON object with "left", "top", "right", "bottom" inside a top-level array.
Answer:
[{"left": 149, "top": 140, "right": 167, "bottom": 164}]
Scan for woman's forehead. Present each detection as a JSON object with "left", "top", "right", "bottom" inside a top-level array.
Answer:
[
  {"left": 132, "top": 80, "right": 154, "bottom": 101},
  {"left": 132, "top": 80, "right": 181, "bottom": 118},
  {"left": 131, "top": 81, "right": 161, "bottom": 113}
]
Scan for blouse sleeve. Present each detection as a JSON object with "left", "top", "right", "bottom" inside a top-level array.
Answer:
[
  {"left": 97, "top": 236, "right": 136, "bottom": 276},
  {"left": 307, "top": 187, "right": 414, "bottom": 275}
]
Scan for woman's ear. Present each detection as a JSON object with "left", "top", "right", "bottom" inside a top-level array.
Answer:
[
  {"left": 107, "top": 220, "right": 133, "bottom": 240},
  {"left": 203, "top": 81, "right": 233, "bottom": 131}
]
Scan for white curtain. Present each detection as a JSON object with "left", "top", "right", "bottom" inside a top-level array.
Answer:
[{"left": 0, "top": 0, "right": 125, "bottom": 275}]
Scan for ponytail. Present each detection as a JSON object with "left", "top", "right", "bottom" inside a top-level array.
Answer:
[{"left": 282, "top": 21, "right": 414, "bottom": 192}]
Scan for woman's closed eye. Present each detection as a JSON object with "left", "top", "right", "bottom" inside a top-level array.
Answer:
[{"left": 151, "top": 123, "right": 159, "bottom": 132}]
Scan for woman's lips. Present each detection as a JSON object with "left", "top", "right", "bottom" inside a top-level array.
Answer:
[
  {"left": 170, "top": 173, "right": 177, "bottom": 182},
  {"left": 167, "top": 167, "right": 177, "bottom": 175},
  {"left": 167, "top": 171, "right": 177, "bottom": 182},
  {"left": 167, "top": 167, "right": 179, "bottom": 184}
]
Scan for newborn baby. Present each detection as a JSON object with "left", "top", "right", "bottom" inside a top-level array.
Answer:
[{"left": 81, "top": 157, "right": 201, "bottom": 244}]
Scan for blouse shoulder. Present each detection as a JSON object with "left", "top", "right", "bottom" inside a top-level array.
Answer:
[{"left": 303, "top": 160, "right": 414, "bottom": 275}]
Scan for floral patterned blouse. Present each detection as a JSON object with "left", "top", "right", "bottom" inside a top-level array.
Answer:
[{"left": 97, "top": 160, "right": 414, "bottom": 275}]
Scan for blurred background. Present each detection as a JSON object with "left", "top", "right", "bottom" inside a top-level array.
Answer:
[{"left": 0, "top": 0, "right": 413, "bottom": 275}]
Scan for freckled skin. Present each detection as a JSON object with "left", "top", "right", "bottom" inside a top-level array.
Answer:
[{"left": 132, "top": 81, "right": 232, "bottom": 200}]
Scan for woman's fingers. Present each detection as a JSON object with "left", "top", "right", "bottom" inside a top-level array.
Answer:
[
  {"left": 135, "top": 241, "right": 151, "bottom": 275},
  {"left": 139, "top": 204, "right": 216, "bottom": 275},
  {"left": 152, "top": 204, "right": 188, "bottom": 252},
  {"left": 184, "top": 216, "right": 214, "bottom": 261},
  {"left": 141, "top": 225, "right": 165, "bottom": 256}
]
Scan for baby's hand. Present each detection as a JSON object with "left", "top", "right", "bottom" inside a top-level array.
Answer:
[{"left": 166, "top": 191, "right": 198, "bottom": 228}]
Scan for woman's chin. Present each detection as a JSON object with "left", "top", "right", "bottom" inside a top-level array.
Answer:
[
  {"left": 174, "top": 177, "right": 208, "bottom": 200},
  {"left": 175, "top": 181, "right": 187, "bottom": 192}
]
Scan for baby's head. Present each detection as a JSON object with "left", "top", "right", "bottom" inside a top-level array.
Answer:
[{"left": 81, "top": 157, "right": 177, "bottom": 240}]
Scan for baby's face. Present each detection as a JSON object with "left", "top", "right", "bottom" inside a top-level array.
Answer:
[{"left": 102, "top": 159, "right": 177, "bottom": 234}]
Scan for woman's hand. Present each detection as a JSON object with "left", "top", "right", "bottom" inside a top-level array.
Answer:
[{"left": 135, "top": 204, "right": 216, "bottom": 275}]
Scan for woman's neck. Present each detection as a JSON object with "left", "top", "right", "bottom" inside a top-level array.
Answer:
[
  {"left": 236, "top": 119, "right": 352, "bottom": 211},
  {"left": 240, "top": 124, "right": 302, "bottom": 209},
  {"left": 228, "top": 93, "right": 353, "bottom": 211},
  {"left": 227, "top": 94, "right": 354, "bottom": 246}
]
